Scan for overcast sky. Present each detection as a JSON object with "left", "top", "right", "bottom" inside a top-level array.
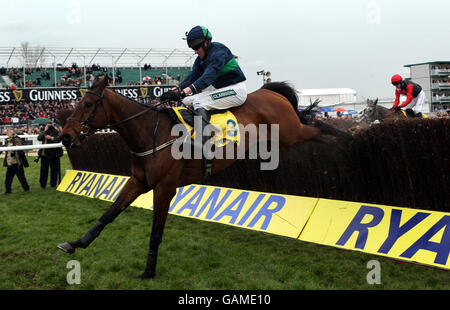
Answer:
[{"left": 1, "top": 0, "right": 449, "bottom": 99}]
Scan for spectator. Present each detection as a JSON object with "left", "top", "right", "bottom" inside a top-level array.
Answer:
[
  {"left": 37, "top": 123, "right": 63, "bottom": 189},
  {"left": 1, "top": 128, "right": 30, "bottom": 194}
]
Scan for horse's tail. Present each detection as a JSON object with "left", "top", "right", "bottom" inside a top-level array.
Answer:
[
  {"left": 297, "top": 98, "right": 321, "bottom": 125},
  {"left": 261, "top": 81, "right": 352, "bottom": 141}
]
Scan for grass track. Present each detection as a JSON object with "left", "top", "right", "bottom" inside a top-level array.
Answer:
[{"left": 0, "top": 155, "right": 449, "bottom": 289}]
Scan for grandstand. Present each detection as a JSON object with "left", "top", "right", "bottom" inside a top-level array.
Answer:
[{"left": 0, "top": 47, "right": 195, "bottom": 88}]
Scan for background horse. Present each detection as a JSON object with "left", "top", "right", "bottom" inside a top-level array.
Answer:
[
  {"left": 361, "top": 98, "right": 406, "bottom": 123},
  {"left": 58, "top": 76, "right": 351, "bottom": 279}
]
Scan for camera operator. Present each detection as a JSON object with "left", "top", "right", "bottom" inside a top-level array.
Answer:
[
  {"left": 37, "top": 123, "right": 63, "bottom": 189},
  {"left": 1, "top": 129, "right": 30, "bottom": 194}
]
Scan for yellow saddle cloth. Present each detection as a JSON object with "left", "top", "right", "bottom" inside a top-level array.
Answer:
[
  {"left": 400, "top": 110, "right": 428, "bottom": 118},
  {"left": 171, "top": 107, "right": 240, "bottom": 147}
]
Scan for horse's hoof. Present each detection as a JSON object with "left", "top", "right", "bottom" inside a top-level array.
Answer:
[
  {"left": 134, "top": 272, "right": 154, "bottom": 280},
  {"left": 57, "top": 242, "right": 75, "bottom": 254}
]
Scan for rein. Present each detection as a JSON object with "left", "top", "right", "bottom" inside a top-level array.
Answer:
[{"left": 67, "top": 89, "right": 177, "bottom": 157}]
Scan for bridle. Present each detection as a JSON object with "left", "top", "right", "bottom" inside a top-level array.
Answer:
[
  {"left": 66, "top": 90, "right": 109, "bottom": 148},
  {"left": 65, "top": 89, "right": 179, "bottom": 156}
]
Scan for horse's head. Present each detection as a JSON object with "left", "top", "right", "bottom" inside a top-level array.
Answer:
[
  {"left": 61, "top": 76, "right": 110, "bottom": 148},
  {"left": 361, "top": 98, "right": 379, "bottom": 123}
]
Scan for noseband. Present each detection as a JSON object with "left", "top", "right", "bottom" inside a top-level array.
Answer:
[{"left": 66, "top": 90, "right": 108, "bottom": 147}]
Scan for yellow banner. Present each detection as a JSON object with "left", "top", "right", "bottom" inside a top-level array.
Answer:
[
  {"left": 299, "top": 199, "right": 450, "bottom": 269},
  {"left": 57, "top": 170, "right": 450, "bottom": 270},
  {"left": 57, "top": 170, "right": 317, "bottom": 239}
]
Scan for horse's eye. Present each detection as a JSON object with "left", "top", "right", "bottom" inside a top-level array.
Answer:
[{"left": 85, "top": 102, "right": 93, "bottom": 108}]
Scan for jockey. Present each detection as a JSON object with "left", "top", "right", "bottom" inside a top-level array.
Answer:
[
  {"left": 161, "top": 25, "right": 247, "bottom": 176},
  {"left": 390, "top": 74, "right": 426, "bottom": 117},
  {"left": 180, "top": 26, "right": 247, "bottom": 109}
]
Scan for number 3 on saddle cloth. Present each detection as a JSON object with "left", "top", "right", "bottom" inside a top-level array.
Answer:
[{"left": 167, "top": 107, "right": 241, "bottom": 176}]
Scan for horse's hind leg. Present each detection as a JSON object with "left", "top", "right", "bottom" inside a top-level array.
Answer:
[{"left": 57, "top": 177, "right": 148, "bottom": 253}]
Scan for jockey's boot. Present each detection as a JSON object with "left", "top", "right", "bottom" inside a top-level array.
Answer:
[
  {"left": 193, "top": 108, "right": 214, "bottom": 177},
  {"left": 405, "top": 108, "right": 416, "bottom": 118}
]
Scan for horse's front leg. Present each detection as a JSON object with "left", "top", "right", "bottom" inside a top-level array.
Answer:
[
  {"left": 135, "top": 179, "right": 178, "bottom": 279},
  {"left": 57, "top": 177, "right": 149, "bottom": 253}
]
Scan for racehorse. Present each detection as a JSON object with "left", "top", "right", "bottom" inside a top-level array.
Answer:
[
  {"left": 361, "top": 98, "right": 407, "bottom": 123},
  {"left": 57, "top": 76, "right": 351, "bottom": 279}
]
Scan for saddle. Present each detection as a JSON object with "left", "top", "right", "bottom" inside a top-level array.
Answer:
[
  {"left": 167, "top": 107, "right": 241, "bottom": 147},
  {"left": 166, "top": 107, "right": 241, "bottom": 178}
]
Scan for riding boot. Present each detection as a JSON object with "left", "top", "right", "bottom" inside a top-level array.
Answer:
[
  {"left": 405, "top": 108, "right": 416, "bottom": 118},
  {"left": 193, "top": 108, "right": 214, "bottom": 177}
]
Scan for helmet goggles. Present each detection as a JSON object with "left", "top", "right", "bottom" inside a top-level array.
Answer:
[{"left": 187, "top": 38, "right": 205, "bottom": 50}]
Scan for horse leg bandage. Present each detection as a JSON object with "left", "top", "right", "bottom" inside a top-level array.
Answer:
[{"left": 80, "top": 221, "right": 105, "bottom": 246}]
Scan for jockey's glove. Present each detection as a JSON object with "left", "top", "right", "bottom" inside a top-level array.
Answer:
[
  {"left": 391, "top": 106, "right": 401, "bottom": 112},
  {"left": 160, "top": 89, "right": 186, "bottom": 102}
]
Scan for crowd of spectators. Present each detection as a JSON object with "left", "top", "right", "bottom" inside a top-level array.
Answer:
[
  {"left": 432, "top": 78, "right": 450, "bottom": 88},
  {"left": 5, "top": 67, "right": 52, "bottom": 88},
  {"left": 127, "top": 74, "right": 179, "bottom": 86},
  {"left": 434, "top": 109, "right": 450, "bottom": 117},
  {"left": 2, "top": 64, "right": 126, "bottom": 88},
  {"left": 0, "top": 100, "right": 73, "bottom": 126},
  {"left": 2, "top": 63, "right": 182, "bottom": 89},
  {"left": 431, "top": 65, "right": 450, "bottom": 72},
  {"left": 433, "top": 91, "right": 450, "bottom": 101},
  {"left": 0, "top": 125, "right": 40, "bottom": 136}
]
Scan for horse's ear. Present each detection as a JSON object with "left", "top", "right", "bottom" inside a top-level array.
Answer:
[{"left": 374, "top": 98, "right": 378, "bottom": 105}]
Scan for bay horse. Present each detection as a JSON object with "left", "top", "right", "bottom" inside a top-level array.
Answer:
[{"left": 58, "top": 76, "right": 351, "bottom": 279}]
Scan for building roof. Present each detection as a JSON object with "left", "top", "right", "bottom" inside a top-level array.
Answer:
[
  {"left": 404, "top": 61, "right": 450, "bottom": 67},
  {"left": 296, "top": 88, "right": 357, "bottom": 96},
  {"left": 0, "top": 46, "right": 196, "bottom": 68}
]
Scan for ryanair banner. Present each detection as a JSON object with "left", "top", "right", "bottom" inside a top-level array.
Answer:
[
  {"left": 57, "top": 170, "right": 450, "bottom": 270},
  {"left": 57, "top": 170, "right": 317, "bottom": 239},
  {"left": 299, "top": 199, "right": 450, "bottom": 270}
]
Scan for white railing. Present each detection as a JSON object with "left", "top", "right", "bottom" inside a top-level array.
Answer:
[
  {"left": 0, "top": 143, "right": 63, "bottom": 152},
  {"left": 0, "top": 130, "right": 115, "bottom": 145}
]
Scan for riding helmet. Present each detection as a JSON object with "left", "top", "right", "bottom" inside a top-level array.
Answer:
[
  {"left": 185, "top": 26, "right": 212, "bottom": 50},
  {"left": 391, "top": 74, "right": 403, "bottom": 85}
]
